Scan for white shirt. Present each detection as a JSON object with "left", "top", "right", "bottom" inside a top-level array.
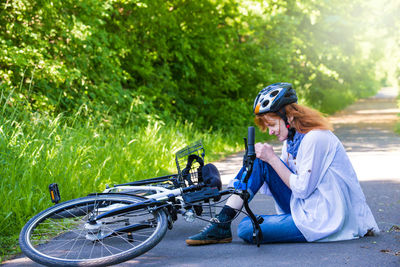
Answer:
[{"left": 260, "top": 130, "right": 379, "bottom": 242}]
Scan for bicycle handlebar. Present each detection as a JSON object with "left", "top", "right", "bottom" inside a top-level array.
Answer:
[{"left": 247, "top": 126, "right": 255, "bottom": 157}]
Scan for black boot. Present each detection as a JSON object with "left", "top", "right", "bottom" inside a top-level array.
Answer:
[{"left": 186, "top": 206, "right": 236, "bottom": 246}]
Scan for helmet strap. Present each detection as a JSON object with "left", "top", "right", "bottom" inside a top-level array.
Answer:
[
  {"left": 287, "top": 127, "right": 296, "bottom": 141},
  {"left": 276, "top": 109, "right": 296, "bottom": 141}
]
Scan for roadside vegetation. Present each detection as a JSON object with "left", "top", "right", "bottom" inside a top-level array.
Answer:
[
  {"left": 0, "top": 107, "right": 244, "bottom": 258},
  {"left": 0, "top": 0, "right": 398, "bottom": 261}
]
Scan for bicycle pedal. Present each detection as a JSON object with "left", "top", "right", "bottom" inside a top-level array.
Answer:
[{"left": 49, "top": 183, "right": 61, "bottom": 204}]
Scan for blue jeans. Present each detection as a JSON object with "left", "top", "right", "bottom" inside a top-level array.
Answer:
[{"left": 234, "top": 158, "right": 306, "bottom": 243}]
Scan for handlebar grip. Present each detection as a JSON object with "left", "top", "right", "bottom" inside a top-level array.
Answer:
[{"left": 247, "top": 126, "right": 255, "bottom": 156}]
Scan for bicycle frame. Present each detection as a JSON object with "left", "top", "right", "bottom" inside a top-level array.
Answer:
[
  {"left": 85, "top": 185, "right": 239, "bottom": 241},
  {"left": 86, "top": 127, "right": 262, "bottom": 245}
]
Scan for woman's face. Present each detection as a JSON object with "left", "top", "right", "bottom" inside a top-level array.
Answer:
[{"left": 265, "top": 116, "right": 288, "bottom": 142}]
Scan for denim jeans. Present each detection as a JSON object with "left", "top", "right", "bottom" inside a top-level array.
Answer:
[{"left": 234, "top": 158, "right": 306, "bottom": 243}]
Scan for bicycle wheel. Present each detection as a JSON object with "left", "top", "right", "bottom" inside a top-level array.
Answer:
[{"left": 19, "top": 194, "right": 168, "bottom": 266}]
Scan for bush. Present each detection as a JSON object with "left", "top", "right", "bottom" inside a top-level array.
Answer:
[{"left": 0, "top": 0, "right": 380, "bottom": 131}]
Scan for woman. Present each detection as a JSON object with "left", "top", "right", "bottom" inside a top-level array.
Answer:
[{"left": 186, "top": 82, "right": 379, "bottom": 245}]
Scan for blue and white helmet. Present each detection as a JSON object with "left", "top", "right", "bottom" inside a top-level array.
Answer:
[{"left": 253, "top": 82, "right": 297, "bottom": 115}]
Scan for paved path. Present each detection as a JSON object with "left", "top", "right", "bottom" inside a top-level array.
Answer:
[{"left": 4, "top": 88, "right": 400, "bottom": 266}]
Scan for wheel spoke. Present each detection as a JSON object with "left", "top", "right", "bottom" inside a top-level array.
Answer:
[
  {"left": 64, "top": 221, "right": 88, "bottom": 259},
  {"left": 22, "top": 195, "right": 167, "bottom": 265}
]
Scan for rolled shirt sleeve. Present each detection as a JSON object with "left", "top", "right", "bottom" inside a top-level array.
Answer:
[{"left": 289, "top": 131, "right": 336, "bottom": 199}]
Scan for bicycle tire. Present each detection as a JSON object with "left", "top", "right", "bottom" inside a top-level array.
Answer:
[{"left": 19, "top": 194, "right": 168, "bottom": 266}]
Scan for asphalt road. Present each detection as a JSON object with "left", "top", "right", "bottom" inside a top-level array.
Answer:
[{"left": 4, "top": 87, "right": 400, "bottom": 266}]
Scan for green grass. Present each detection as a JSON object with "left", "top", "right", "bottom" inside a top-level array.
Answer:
[{"left": 0, "top": 110, "right": 257, "bottom": 262}]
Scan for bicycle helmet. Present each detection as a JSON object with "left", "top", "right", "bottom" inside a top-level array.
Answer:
[
  {"left": 202, "top": 163, "right": 222, "bottom": 191},
  {"left": 253, "top": 82, "right": 297, "bottom": 115}
]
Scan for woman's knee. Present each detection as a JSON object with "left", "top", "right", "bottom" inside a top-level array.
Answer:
[
  {"left": 238, "top": 214, "right": 307, "bottom": 244},
  {"left": 237, "top": 217, "right": 254, "bottom": 243}
]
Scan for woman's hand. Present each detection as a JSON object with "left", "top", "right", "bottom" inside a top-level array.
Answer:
[
  {"left": 255, "top": 142, "right": 277, "bottom": 163},
  {"left": 255, "top": 142, "right": 292, "bottom": 189}
]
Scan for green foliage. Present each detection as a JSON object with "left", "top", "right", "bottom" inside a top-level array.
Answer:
[
  {"left": 247, "top": 0, "right": 379, "bottom": 112},
  {"left": 0, "top": 0, "right": 382, "bottom": 131},
  {"left": 0, "top": 235, "right": 18, "bottom": 262}
]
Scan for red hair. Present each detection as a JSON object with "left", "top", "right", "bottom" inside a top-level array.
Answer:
[{"left": 254, "top": 103, "right": 332, "bottom": 133}]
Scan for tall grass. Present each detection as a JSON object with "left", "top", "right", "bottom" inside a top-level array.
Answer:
[{"left": 0, "top": 109, "right": 248, "bottom": 261}]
